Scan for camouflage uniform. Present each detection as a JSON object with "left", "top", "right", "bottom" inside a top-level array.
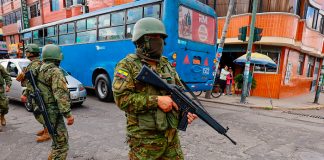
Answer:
[
  {"left": 113, "top": 54, "right": 184, "bottom": 160},
  {"left": 37, "top": 62, "right": 72, "bottom": 160},
  {"left": 21, "top": 58, "right": 44, "bottom": 125},
  {"left": 0, "top": 65, "right": 11, "bottom": 115}
]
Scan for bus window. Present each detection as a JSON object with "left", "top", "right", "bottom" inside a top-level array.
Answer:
[
  {"left": 45, "top": 26, "right": 57, "bottom": 37},
  {"left": 87, "top": 17, "right": 97, "bottom": 30},
  {"left": 126, "top": 24, "right": 134, "bottom": 38},
  {"left": 98, "top": 14, "right": 110, "bottom": 28},
  {"left": 111, "top": 11, "right": 125, "bottom": 26},
  {"left": 67, "top": 23, "right": 75, "bottom": 33},
  {"left": 127, "top": 7, "right": 143, "bottom": 24},
  {"left": 77, "top": 19, "right": 86, "bottom": 32},
  {"left": 59, "top": 24, "right": 67, "bottom": 35},
  {"left": 98, "top": 26, "right": 125, "bottom": 41},
  {"left": 76, "top": 30, "right": 96, "bottom": 43},
  {"left": 45, "top": 36, "right": 58, "bottom": 44},
  {"left": 33, "top": 29, "right": 44, "bottom": 46},
  {"left": 144, "top": 4, "right": 160, "bottom": 19},
  {"left": 59, "top": 34, "right": 75, "bottom": 45}
]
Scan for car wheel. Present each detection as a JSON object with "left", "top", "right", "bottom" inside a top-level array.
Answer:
[
  {"left": 95, "top": 74, "right": 113, "bottom": 102},
  {"left": 24, "top": 100, "right": 33, "bottom": 112}
]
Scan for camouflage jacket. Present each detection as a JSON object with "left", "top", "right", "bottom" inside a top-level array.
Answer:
[
  {"left": 22, "top": 58, "right": 42, "bottom": 96},
  {"left": 37, "top": 62, "right": 72, "bottom": 118},
  {"left": 113, "top": 54, "right": 183, "bottom": 138},
  {"left": 0, "top": 64, "right": 12, "bottom": 88}
]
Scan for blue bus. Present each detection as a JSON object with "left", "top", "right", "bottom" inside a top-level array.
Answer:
[{"left": 20, "top": 0, "right": 217, "bottom": 101}]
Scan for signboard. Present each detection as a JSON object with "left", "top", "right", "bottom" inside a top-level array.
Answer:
[
  {"left": 178, "top": 6, "right": 215, "bottom": 45},
  {"left": 0, "top": 42, "right": 8, "bottom": 51},
  {"left": 21, "top": 0, "right": 30, "bottom": 29},
  {"left": 284, "top": 62, "right": 292, "bottom": 85}
]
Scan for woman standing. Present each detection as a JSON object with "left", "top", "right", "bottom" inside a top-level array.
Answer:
[
  {"left": 219, "top": 65, "right": 229, "bottom": 95},
  {"left": 226, "top": 68, "right": 233, "bottom": 95}
]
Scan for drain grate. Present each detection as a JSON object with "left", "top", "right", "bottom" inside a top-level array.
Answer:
[{"left": 283, "top": 111, "right": 324, "bottom": 119}]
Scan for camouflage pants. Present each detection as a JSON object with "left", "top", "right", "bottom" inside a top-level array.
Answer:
[
  {"left": 47, "top": 105, "right": 69, "bottom": 160},
  {"left": 33, "top": 104, "right": 45, "bottom": 126},
  {"left": 128, "top": 134, "right": 184, "bottom": 160},
  {"left": 0, "top": 87, "right": 9, "bottom": 115}
]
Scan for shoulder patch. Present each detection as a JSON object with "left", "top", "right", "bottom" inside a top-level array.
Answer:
[{"left": 116, "top": 69, "right": 129, "bottom": 79}]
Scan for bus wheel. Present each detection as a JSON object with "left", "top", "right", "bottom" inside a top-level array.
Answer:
[{"left": 95, "top": 74, "right": 113, "bottom": 102}]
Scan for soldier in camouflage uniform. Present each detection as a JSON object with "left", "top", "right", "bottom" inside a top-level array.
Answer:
[
  {"left": 17, "top": 43, "right": 51, "bottom": 142},
  {"left": 37, "top": 44, "right": 74, "bottom": 160},
  {"left": 113, "top": 17, "right": 197, "bottom": 160},
  {"left": 0, "top": 63, "right": 11, "bottom": 132}
]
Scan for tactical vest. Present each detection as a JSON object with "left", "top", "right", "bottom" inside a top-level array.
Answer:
[
  {"left": 125, "top": 54, "right": 179, "bottom": 131},
  {"left": 37, "top": 63, "right": 57, "bottom": 104},
  {"left": 0, "top": 66, "right": 6, "bottom": 85}
]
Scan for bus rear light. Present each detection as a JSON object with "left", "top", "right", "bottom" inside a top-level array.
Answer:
[
  {"left": 172, "top": 53, "right": 177, "bottom": 60},
  {"left": 204, "top": 58, "right": 208, "bottom": 66},
  {"left": 172, "top": 61, "right": 177, "bottom": 67}
]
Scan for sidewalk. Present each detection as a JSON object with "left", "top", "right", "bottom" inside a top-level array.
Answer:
[{"left": 197, "top": 92, "right": 324, "bottom": 110}]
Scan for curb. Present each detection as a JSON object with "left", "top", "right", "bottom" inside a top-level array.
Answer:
[{"left": 198, "top": 98, "right": 323, "bottom": 110}]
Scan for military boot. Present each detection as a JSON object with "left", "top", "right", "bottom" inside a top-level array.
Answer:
[
  {"left": 36, "top": 129, "right": 45, "bottom": 136},
  {"left": 0, "top": 114, "right": 6, "bottom": 126},
  {"left": 36, "top": 128, "right": 51, "bottom": 142}
]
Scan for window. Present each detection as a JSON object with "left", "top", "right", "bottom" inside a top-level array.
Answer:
[
  {"left": 126, "top": 24, "right": 135, "bottom": 38},
  {"left": 98, "top": 14, "right": 110, "bottom": 28},
  {"left": 9, "top": 35, "right": 15, "bottom": 44},
  {"left": 306, "top": 6, "right": 316, "bottom": 29},
  {"left": 76, "top": 30, "right": 96, "bottom": 43},
  {"left": 50, "top": 0, "right": 60, "bottom": 11},
  {"left": 316, "top": 14, "right": 323, "bottom": 32},
  {"left": 306, "top": 56, "right": 315, "bottom": 77},
  {"left": 233, "top": 0, "right": 250, "bottom": 15},
  {"left": 33, "top": 29, "right": 44, "bottom": 46},
  {"left": 144, "top": 4, "right": 160, "bottom": 18},
  {"left": 15, "top": 10, "right": 21, "bottom": 22},
  {"left": 76, "top": 19, "right": 86, "bottom": 32},
  {"left": 59, "top": 22, "right": 75, "bottom": 45},
  {"left": 29, "top": 3, "right": 40, "bottom": 18},
  {"left": 65, "top": 0, "right": 73, "bottom": 8},
  {"left": 127, "top": 7, "right": 143, "bottom": 24},
  {"left": 7, "top": 62, "right": 18, "bottom": 77},
  {"left": 45, "top": 26, "right": 58, "bottom": 44},
  {"left": 258, "top": 0, "right": 297, "bottom": 13},
  {"left": 297, "top": 54, "right": 305, "bottom": 75},
  {"left": 98, "top": 26, "right": 125, "bottom": 41},
  {"left": 254, "top": 52, "right": 280, "bottom": 73},
  {"left": 111, "top": 11, "right": 125, "bottom": 26},
  {"left": 87, "top": 17, "right": 97, "bottom": 30}
]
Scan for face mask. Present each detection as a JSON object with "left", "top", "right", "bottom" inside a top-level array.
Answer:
[{"left": 146, "top": 37, "right": 164, "bottom": 60}]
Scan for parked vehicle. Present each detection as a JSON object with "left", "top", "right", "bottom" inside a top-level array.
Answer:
[{"left": 0, "top": 59, "right": 87, "bottom": 110}]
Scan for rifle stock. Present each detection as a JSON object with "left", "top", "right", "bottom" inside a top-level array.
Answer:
[
  {"left": 135, "top": 65, "right": 237, "bottom": 145},
  {"left": 25, "top": 71, "right": 57, "bottom": 145}
]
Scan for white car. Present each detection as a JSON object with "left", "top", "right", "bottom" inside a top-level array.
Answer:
[{"left": 0, "top": 59, "right": 87, "bottom": 109}]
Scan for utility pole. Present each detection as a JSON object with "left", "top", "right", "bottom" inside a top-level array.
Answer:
[
  {"left": 240, "top": 0, "right": 258, "bottom": 103},
  {"left": 314, "top": 63, "right": 324, "bottom": 103},
  {"left": 205, "top": 0, "right": 236, "bottom": 99}
]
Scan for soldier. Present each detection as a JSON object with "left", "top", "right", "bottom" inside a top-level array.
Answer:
[
  {"left": 17, "top": 43, "right": 51, "bottom": 142},
  {"left": 113, "top": 17, "right": 197, "bottom": 159},
  {"left": 37, "top": 44, "right": 74, "bottom": 160},
  {"left": 0, "top": 63, "right": 11, "bottom": 132}
]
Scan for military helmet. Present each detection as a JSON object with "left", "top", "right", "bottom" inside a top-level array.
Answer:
[
  {"left": 25, "top": 44, "right": 40, "bottom": 53},
  {"left": 42, "top": 44, "right": 63, "bottom": 61},
  {"left": 132, "top": 17, "right": 168, "bottom": 42}
]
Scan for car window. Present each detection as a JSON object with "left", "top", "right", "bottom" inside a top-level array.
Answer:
[{"left": 7, "top": 62, "right": 18, "bottom": 77}]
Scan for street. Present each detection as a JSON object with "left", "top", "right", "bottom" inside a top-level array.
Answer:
[{"left": 1, "top": 93, "right": 324, "bottom": 160}]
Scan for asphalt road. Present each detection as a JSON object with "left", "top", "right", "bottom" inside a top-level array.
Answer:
[{"left": 1, "top": 93, "right": 324, "bottom": 160}]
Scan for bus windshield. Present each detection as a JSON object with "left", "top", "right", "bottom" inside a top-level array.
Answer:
[{"left": 178, "top": 5, "right": 216, "bottom": 45}]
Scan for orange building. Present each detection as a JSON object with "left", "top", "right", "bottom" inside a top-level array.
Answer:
[
  {"left": 202, "top": 0, "right": 324, "bottom": 99},
  {"left": 0, "top": 0, "right": 133, "bottom": 57}
]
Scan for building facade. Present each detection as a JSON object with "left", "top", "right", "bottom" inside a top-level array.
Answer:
[
  {"left": 0, "top": 0, "right": 133, "bottom": 57},
  {"left": 202, "top": 0, "right": 324, "bottom": 99}
]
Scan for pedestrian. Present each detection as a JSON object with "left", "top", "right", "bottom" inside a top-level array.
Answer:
[
  {"left": 0, "top": 63, "right": 11, "bottom": 132},
  {"left": 36, "top": 44, "right": 74, "bottom": 160},
  {"left": 16, "top": 43, "right": 51, "bottom": 142},
  {"left": 219, "top": 65, "right": 229, "bottom": 95},
  {"left": 226, "top": 67, "right": 233, "bottom": 95},
  {"left": 113, "top": 17, "right": 197, "bottom": 160}
]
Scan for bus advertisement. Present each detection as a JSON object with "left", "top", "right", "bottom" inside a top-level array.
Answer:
[{"left": 20, "top": 0, "right": 217, "bottom": 101}]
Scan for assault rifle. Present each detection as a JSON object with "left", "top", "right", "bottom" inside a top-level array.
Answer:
[
  {"left": 135, "top": 65, "right": 237, "bottom": 145},
  {"left": 25, "top": 71, "right": 57, "bottom": 144}
]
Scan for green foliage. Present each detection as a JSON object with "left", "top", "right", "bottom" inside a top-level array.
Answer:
[{"left": 234, "top": 74, "right": 257, "bottom": 90}]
